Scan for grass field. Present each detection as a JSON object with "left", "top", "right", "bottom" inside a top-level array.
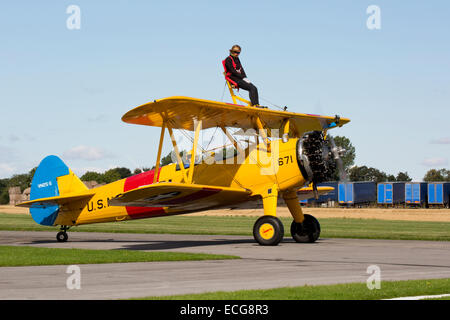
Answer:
[
  {"left": 139, "top": 278, "right": 450, "bottom": 300},
  {"left": 1, "top": 213, "right": 449, "bottom": 241},
  {"left": 0, "top": 245, "right": 239, "bottom": 267}
]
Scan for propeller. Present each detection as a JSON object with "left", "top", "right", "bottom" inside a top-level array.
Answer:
[{"left": 327, "top": 135, "right": 348, "bottom": 182}]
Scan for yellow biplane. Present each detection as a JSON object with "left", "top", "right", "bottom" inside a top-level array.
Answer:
[{"left": 18, "top": 96, "right": 349, "bottom": 245}]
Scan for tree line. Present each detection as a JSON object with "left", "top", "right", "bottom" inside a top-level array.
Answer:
[
  {"left": 0, "top": 136, "right": 448, "bottom": 204},
  {"left": 332, "top": 136, "right": 449, "bottom": 183}
]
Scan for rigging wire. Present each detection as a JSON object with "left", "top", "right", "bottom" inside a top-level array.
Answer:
[
  {"left": 220, "top": 81, "right": 227, "bottom": 102},
  {"left": 235, "top": 91, "right": 286, "bottom": 111},
  {"left": 172, "top": 125, "right": 247, "bottom": 189},
  {"left": 259, "top": 96, "right": 286, "bottom": 111}
]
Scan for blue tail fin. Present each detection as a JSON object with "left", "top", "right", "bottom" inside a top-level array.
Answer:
[{"left": 29, "top": 155, "right": 71, "bottom": 226}]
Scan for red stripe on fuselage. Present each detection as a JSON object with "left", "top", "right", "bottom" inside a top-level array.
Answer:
[
  {"left": 124, "top": 168, "right": 160, "bottom": 192},
  {"left": 123, "top": 168, "right": 165, "bottom": 219}
]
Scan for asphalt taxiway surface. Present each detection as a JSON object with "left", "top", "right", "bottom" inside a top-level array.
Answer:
[{"left": 1, "top": 231, "right": 449, "bottom": 299}]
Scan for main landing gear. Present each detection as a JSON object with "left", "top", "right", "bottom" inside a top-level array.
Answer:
[
  {"left": 253, "top": 216, "right": 284, "bottom": 246},
  {"left": 290, "top": 214, "right": 321, "bottom": 243},
  {"left": 56, "top": 226, "right": 70, "bottom": 242},
  {"left": 253, "top": 189, "right": 321, "bottom": 246},
  {"left": 252, "top": 214, "right": 321, "bottom": 246}
]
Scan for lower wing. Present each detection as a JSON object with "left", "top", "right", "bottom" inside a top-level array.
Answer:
[{"left": 109, "top": 182, "right": 252, "bottom": 211}]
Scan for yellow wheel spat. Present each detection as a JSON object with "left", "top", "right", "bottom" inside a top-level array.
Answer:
[{"left": 259, "top": 223, "right": 275, "bottom": 240}]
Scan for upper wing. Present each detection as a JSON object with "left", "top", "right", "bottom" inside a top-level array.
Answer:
[
  {"left": 121, "top": 96, "right": 350, "bottom": 137},
  {"left": 297, "top": 186, "right": 334, "bottom": 200},
  {"left": 109, "top": 182, "right": 252, "bottom": 211}
]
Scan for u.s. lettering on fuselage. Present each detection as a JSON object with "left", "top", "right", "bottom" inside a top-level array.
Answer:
[{"left": 86, "top": 194, "right": 121, "bottom": 212}]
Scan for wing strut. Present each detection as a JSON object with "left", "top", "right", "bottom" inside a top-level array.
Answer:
[
  {"left": 153, "top": 122, "right": 166, "bottom": 183},
  {"left": 253, "top": 116, "right": 271, "bottom": 151},
  {"left": 187, "top": 120, "right": 202, "bottom": 183},
  {"left": 220, "top": 126, "right": 244, "bottom": 155},
  {"left": 166, "top": 119, "right": 203, "bottom": 184},
  {"left": 167, "top": 124, "right": 188, "bottom": 183}
]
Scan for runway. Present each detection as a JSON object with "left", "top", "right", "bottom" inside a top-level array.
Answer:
[{"left": 1, "top": 231, "right": 450, "bottom": 299}]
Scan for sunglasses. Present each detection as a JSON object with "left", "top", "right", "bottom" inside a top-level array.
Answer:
[{"left": 232, "top": 51, "right": 241, "bottom": 54}]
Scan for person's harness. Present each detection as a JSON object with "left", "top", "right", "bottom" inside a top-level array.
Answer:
[{"left": 222, "top": 56, "right": 241, "bottom": 89}]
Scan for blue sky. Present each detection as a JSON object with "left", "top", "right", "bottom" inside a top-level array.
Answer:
[{"left": 0, "top": 1, "right": 449, "bottom": 181}]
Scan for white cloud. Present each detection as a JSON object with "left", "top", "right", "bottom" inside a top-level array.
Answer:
[
  {"left": 0, "top": 145, "right": 17, "bottom": 162},
  {"left": 87, "top": 114, "right": 109, "bottom": 122},
  {"left": 63, "top": 145, "right": 114, "bottom": 161},
  {"left": 72, "top": 166, "right": 108, "bottom": 177},
  {"left": 421, "top": 157, "right": 449, "bottom": 167},
  {"left": 430, "top": 137, "right": 450, "bottom": 144},
  {"left": 0, "top": 163, "right": 16, "bottom": 178},
  {"left": 8, "top": 134, "right": 20, "bottom": 142}
]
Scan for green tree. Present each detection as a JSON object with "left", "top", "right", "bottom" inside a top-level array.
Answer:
[
  {"left": 81, "top": 167, "right": 134, "bottom": 183},
  {"left": 29, "top": 167, "right": 37, "bottom": 179},
  {"left": 102, "top": 169, "right": 122, "bottom": 183},
  {"left": 423, "top": 168, "right": 450, "bottom": 182},
  {"left": 0, "top": 167, "right": 37, "bottom": 204},
  {"left": 160, "top": 150, "right": 189, "bottom": 166},
  {"left": 7, "top": 173, "right": 32, "bottom": 192},
  {"left": 160, "top": 152, "right": 174, "bottom": 166},
  {"left": 113, "top": 167, "right": 132, "bottom": 179},
  {"left": 348, "top": 165, "right": 389, "bottom": 183},
  {"left": 396, "top": 171, "right": 412, "bottom": 182},
  {"left": 81, "top": 171, "right": 104, "bottom": 182},
  {"left": 386, "top": 174, "right": 396, "bottom": 181},
  {"left": 0, "top": 178, "right": 9, "bottom": 204}
]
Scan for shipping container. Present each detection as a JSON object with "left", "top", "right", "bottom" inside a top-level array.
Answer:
[
  {"left": 427, "top": 182, "right": 450, "bottom": 207},
  {"left": 405, "top": 182, "right": 428, "bottom": 206},
  {"left": 338, "top": 182, "right": 376, "bottom": 205},
  {"left": 377, "top": 182, "right": 405, "bottom": 205}
]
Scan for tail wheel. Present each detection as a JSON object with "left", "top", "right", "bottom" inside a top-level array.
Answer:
[
  {"left": 253, "top": 216, "right": 284, "bottom": 246},
  {"left": 56, "top": 231, "right": 68, "bottom": 242},
  {"left": 56, "top": 226, "right": 69, "bottom": 242},
  {"left": 290, "top": 214, "right": 321, "bottom": 243}
]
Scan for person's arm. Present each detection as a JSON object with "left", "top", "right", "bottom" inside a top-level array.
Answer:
[
  {"left": 225, "top": 57, "right": 245, "bottom": 79},
  {"left": 240, "top": 65, "right": 247, "bottom": 78}
]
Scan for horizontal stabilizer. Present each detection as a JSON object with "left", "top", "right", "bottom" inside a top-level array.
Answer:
[
  {"left": 17, "top": 192, "right": 94, "bottom": 208},
  {"left": 109, "top": 182, "right": 251, "bottom": 211}
]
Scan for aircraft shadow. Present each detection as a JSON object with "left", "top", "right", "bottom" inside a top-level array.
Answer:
[
  {"left": 119, "top": 238, "right": 257, "bottom": 251},
  {"left": 28, "top": 237, "right": 256, "bottom": 251}
]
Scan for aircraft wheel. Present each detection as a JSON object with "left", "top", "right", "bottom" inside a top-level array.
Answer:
[
  {"left": 253, "top": 216, "right": 284, "bottom": 246},
  {"left": 56, "top": 231, "right": 68, "bottom": 242},
  {"left": 290, "top": 214, "right": 320, "bottom": 243}
]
